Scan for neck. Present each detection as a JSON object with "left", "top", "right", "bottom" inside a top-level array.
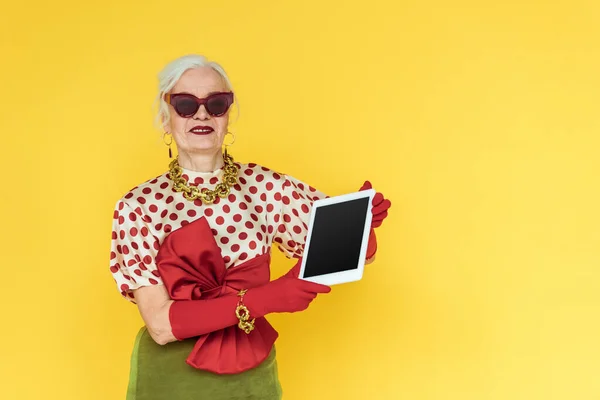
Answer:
[{"left": 177, "top": 149, "right": 224, "bottom": 172}]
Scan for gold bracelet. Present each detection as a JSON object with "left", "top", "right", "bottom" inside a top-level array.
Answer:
[{"left": 235, "top": 289, "right": 255, "bottom": 334}]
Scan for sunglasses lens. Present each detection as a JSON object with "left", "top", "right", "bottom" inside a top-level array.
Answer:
[
  {"left": 173, "top": 97, "right": 199, "bottom": 117},
  {"left": 206, "top": 94, "right": 231, "bottom": 116}
]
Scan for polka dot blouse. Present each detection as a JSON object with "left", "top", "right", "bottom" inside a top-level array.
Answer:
[{"left": 109, "top": 162, "right": 327, "bottom": 303}]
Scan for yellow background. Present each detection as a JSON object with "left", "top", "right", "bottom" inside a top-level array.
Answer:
[{"left": 1, "top": 0, "right": 599, "bottom": 399}]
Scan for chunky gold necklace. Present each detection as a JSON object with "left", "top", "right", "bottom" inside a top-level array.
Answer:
[{"left": 168, "top": 151, "right": 239, "bottom": 204}]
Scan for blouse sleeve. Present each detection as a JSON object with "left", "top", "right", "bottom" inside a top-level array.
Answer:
[
  {"left": 109, "top": 200, "right": 163, "bottom": 303},
  {"left": 272, "top": 174, "right": 328, "bottom": 259}
]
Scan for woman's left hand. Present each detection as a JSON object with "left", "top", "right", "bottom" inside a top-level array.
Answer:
[{"left": 360, "top": 180, "right": 391, "bottom": 228}]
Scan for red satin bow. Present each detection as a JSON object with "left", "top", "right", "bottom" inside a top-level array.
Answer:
[{"left": 156, "top": 217, "right": 278, "bottom": 374}]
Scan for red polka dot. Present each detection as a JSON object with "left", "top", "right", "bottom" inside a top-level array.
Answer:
[
  {"left": 166, "top": 196, "right": 174, "bottom": 204},
  {"left": 137, "top": 197, "right": 146, "bottom": 204},
  {"left": 216, "top": 216, "right": 225, "bottom": 225},
  {"left": 134, "top": 269, "right": 142, "bottom": 276},
  {"left": 130, "top": 227, "right": 138, "bottom": 236},
  {"left": 273, "top": 173, "right": 281, "bottom": 179},
  {"left": 118, "top": 202, "right": 125, "bottom": 211},
  {"left": 112, "top": 231, "right": 117, "bottom": 240},
  {"left": 151, "top": 270, "right": 160, "bottom": 277},
  {"left": 110, "top": 251, "right": 116, "bottom": 260},
  {"left": 255, "top": 205, "right": 264, "bottom": 213},
  {"left": 155, "top": 223, "right": 163, "bottom": 230},
  {"left": 125, "top": 193, "right": 133, "bottom": 199},
  {"left": 268, "top": 225, "right": 274, "bottom": 234},
  {"left": 228, "top": 194, "right": 236, "bottom": 202},
  {"left": 245, "top": 221, "right": 254, "bottom": 229},
  {"left": 123, "top": 245, "right": 130, "bottom": 254},
  {"left": 110, "top": 264, "right": 118, "bottom": 273},
  {"left": 282, "top": 196, "right": 290, "bottom": 205},
  {"left": 248, "top": 163, "right": 257, "bottom": 168},
  {"left": 161, "top": 209, "right": 168, "bottom": 218},
  {"left": 120, "top": 230, "right": 126, "bottom": 240},
  {"left": 138, "top": 262, "right": 147, "bottom": 271},
  {"left": 127, "top": 259, "right": 136, "bottom": 267},
  {"left": 123, "top": 274, "right": 131, "bottom": 280},
  {"left": 287, "top": 240, "right": 296, "bottom": 248},
  {"left": 193, "top": 177, "right": 204, "bottom": 185},
  {"left": 251, "top": 214, "right": 259, "bottom": 222},
  {"left": 244, "top": 195, "right": 252, "bottom": 203},
  {"left": 143, "top": 242, "right": 150, "bottom": 250},
  {"left": 169, "top": 213, "right": 178, "bottom": 221},
  {"left": 292, "top": 191, "right": 300, "bottom": 200},
  {"left": 267, "top": 204, "right": 274, "bottom": 212},
  {"left": 256, "top": 174, "right": 264, "bottom": 182},
  {"left": 205, "top": 208, "right": 214, "bottom": 217},
  {"left": 211, "top": 229, "right": 218, "bottom": 236},
  {"left": 113, "top": 210, "right": 119, "bottom": 219},
  {"left": 309, "top": 186, "right": 317, "bottom": 192},
  {"left": 227, "top": 226, "right": 236, "bottom": 234},
  {"left": 244, "top": 169, "right": 253, "bottom": 176},
  {"left": 239, "top": 177, "right": 247, "bottom": 185},
  {"left": 213, "top": 197, "right": 221, "bottom": 205},
  {"left": 292, "top": 208, "right": 300, "bottom": 217},
  {"left": 283, "top": 180, "right": 291, "bottom": 188},
  {"left": 142, "top": 187, "right": 152, "bottom": 194},
  {"left": 181, "top": 220, "right": 189, "bottom": 226},
  {"left": 278, "top": 224, "right": 286, "bottom": 233},
  {"left": 160, "top": 182, "right": 169, "bottom": 189},
  {"left": 233, "top": 214, "right": 242, "bottom": 222},
  {"left": 223, "top": 256, "right": 231, "bottom": 264},
  {"left": 194, "top": 199, "right": 203, "bottom": 207},
  {"left": 274, "top": 193, "right": 282, "bottom": 201},
  {"left": 234, "top": 184, "right": 242, "bottom": 191},
  {"left": 261, "top": 225, "right": 267, "bottom": 233},
  {"left": 142, "top": 215, "right": 152, "bottom": 223},
  {"left": 221, "top": 237, "right": 229, "bottom": 244},
  {"left": 274, "top": 237, "right": 282, "bottom": 244},
  {"left": 143, "top": 255, "right": 152, "bottom": 264},
  {"left": 187, "top": 209, "right": 197, "bottom": 217},
  {"left": 153, "top": 240, "right": 160, "bottom": 250},
  {"left": 293, "top": 226, "right": 302, "bottom": 234},
  {"left": 239, "top": 232, "right": 248, "bottom": 240},
  {"left": 231, "top": 244, "right": 240, "bottom": 252},
  {"left": 257, "top": 232, "right": 263, "bottom": 241},
  {"left": 260, "top": 193, "right": 267, "bottom": 202},
  {"left": 149, "top": 204, "right": 158, "bottom": 213},
  {"left": 249, "top": 241, "right": 257, "bottom": 250},
  {"left": 149, "top": 278, "right": 159, "bottom": 285},
  {"left": 163, "top": 224, "right": 171, "bottom": 232},
  {"left": 210, "top": 177, "right": 219, "bottom": 184},
  {"left": 176, "top": 202, "right": 185, "bottom": 211},
  {"left": 249, "top": 186, "right": 258, "bottom": 194},
  {"left": 266, "top": 182, "right": 274, "bottom": 191},
  {"left": 274, "top": 214, "right": 280, "bottom": 223},
  {"left": 284, "top": 214, "right": 292, "bottom": 223},
  {"left": 240, "top": 202, "right": 248, "bottom": 210},
  {"left": 120, "top": 284, "right": 130, "bottom": 291},
  {"left": 223, "top": 205, "right": 231, "bottom": 213},
  {"left": 155, "top": 193, "right": 164, "bottom": 200},
  {"left": 118, "top": 216, "right": 125, "bottom": 224},
  {"left": 301, "top": 204, "right": 310, "bottom": 213},
  {"left": 239, "top": 252, "right": 248, "bottom": 260},
  {"left": 141, "top": 227, "right": 149, "bottom": 237}
]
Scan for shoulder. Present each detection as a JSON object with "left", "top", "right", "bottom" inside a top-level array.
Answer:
[{"left": 115, "top": 172, "right": 170, "bottom": 210}]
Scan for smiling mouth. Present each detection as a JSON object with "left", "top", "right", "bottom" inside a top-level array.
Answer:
[{"left": 189, "top": 126, "right": 214, "bottom": 135}]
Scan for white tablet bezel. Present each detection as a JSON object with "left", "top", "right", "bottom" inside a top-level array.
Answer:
[{"left": 299, "top": 189, "right": 375, "bottom": 286}]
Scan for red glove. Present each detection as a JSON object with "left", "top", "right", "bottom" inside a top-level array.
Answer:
[
  {"left": 170, "top": 259, "right": 330, "bottom": 340},
  {"left": 246, "top": 259, "right": 331, "bottom": 317},
  {"left": 360, "top": 181, "right": 391, "bottom": 259}
]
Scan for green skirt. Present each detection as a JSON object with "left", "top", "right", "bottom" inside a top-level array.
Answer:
[{"left": 126, "top": 327, "right": 283, "bottom": 400}]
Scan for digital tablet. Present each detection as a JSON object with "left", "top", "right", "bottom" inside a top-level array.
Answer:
[{"left": 299, "top": 189, "right": 375, "bottom": 286}]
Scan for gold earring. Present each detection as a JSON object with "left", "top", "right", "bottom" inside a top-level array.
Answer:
[
  {"left": 163, "top": 132, "right": 173, "bottom": 158},
  {"left": 223, "top": 131, "right": 236, "bottom": 158}
]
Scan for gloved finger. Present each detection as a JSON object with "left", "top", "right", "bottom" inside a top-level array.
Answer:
[
  {"left": 299, "top": 280, "right": 332, "bottom": 294},
  {"left": 285, "top": 259, "right": 302, "bottom": 278},
  {"left": 359, "top": 181, "right": 372, "bottom": 191},
  {"left": 372, "top": 199, "right": 391, "bottom": 215},
  {"left": 372, "top": 192, "right": 384, "bottom": 206}
]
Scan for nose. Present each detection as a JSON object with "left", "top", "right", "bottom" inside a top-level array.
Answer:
[{"left": 193, "top": 104, "right": 210, "bottom": 120}]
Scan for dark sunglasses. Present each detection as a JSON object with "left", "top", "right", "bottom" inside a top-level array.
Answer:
[{"left": 165, "top": 91, "right": 234, "bottom": 118}]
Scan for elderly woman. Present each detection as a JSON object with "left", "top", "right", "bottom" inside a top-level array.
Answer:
[{"left": 109, "top": 54, "right": 391, "bottom": 400}]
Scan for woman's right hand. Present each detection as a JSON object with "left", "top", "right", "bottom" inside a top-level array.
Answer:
[{"left": 245, "top": 260, "right": 331, "bottom": 317}]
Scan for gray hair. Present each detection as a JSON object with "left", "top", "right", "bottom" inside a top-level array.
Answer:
[{"left": 153, "top": 54, "right": 237, "bottom": 131}]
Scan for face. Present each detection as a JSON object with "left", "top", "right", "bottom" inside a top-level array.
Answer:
[{"left": 165, "top": 66, "right": 231, "bottom": 157}]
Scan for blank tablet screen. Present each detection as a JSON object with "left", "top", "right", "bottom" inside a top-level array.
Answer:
[{"left": 303, "top": 197, "right": 370, "bottom": 278}]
